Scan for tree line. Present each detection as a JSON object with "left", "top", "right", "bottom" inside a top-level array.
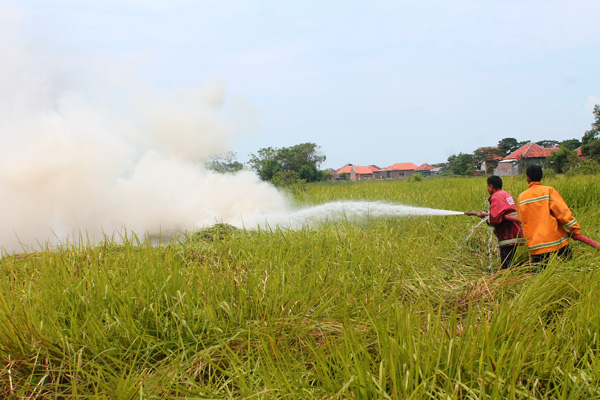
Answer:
[
  {"left": 207, "top": 104, "right": 600, "bottom": 182},
  {"left": 446, "top": 105, "right": 600, "bottom": 175},
  {"left": 205, "top": 142, "right": 329, "bottom": 189}
]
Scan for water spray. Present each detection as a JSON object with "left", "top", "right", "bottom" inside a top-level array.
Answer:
[{"left": 253, "top": 201, "right": 463, "bottom": 229}]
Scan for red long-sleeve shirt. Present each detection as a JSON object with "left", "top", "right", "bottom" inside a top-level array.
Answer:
[{"left": 488, "top": 189, "right": 525, "bottom": 247}]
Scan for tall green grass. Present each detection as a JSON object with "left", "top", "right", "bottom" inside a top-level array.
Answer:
[{"left": 1, "top": 175, "right": 599, "bottom": 398}]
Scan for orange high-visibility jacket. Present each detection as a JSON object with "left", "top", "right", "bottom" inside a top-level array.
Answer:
[{"left": 516, "top": 182, "right": 581, "bottom": 255}]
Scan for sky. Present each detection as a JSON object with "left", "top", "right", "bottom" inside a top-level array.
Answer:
[{"left": 4, "top": 0, "right": 600, "bottom": 169}]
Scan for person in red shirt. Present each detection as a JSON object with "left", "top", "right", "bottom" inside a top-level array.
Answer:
[{"left": 476, "top": 176, "right": 526, "bottom": 269}]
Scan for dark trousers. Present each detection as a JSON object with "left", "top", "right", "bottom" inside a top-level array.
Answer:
[
  {"left": 530, "top": 245, "right": 573, "bottom": 268},
  {"left": 500, "top": 244, "right": 518, "bottom": 269}
]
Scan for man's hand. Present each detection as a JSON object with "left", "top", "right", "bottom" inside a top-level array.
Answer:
[{"left": 476, "top": 211, "right": 489, "bottom": 218}]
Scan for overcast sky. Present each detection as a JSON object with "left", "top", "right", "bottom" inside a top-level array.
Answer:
[{"left": 6, "top": 0, "right": 600, "bottom": 169}]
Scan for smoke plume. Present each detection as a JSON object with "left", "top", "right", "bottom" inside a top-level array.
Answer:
[
  {"left": 0, "top": 6, "right": 289, "bottom": 253},
  {"left": 0, "top": 5, "right": 463, "bottom": 253}
]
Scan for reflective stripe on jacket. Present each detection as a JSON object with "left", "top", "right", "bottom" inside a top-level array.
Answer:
[
  {"left": 516, "top": 182, "right": 581, "bottom": 255},
  {"left": 488, "top": 189, "right": 525, "bottom": 248}
]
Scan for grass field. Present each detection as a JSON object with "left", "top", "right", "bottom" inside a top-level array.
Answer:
[{"left": 1, "top": 175, "right": 600, "bottom": 399}]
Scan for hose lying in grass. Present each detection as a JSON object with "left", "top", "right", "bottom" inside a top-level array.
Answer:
[{"left": 464, "top": 212, "right": 600, "bottom": 250}]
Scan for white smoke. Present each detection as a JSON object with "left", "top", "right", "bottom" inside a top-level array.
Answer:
[
  {"left": 0, "top": 5, "right": 462, "bottom": 253},
  {"left": 0, "top": 6, "right": 290, "bottom": 253}
]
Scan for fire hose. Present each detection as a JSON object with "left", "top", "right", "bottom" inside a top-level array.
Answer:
[{"left": 464, "top": 212, "right": 600, "bottom": 250}]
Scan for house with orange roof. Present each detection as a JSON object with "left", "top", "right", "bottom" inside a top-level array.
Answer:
[
  {"left": 325, "top": 168, "right": 339, "bottom": 179},
  {"left": 350, "top": 165, "right": 376, "bottom": 181},
  {"left": 494, "top": 142, "right": 558, "bottom": 176},
  {"left": 336, "top": 164, "right": 354, "bottom": 174},
  {"left": 333, "top": 164, "right": 377, "bottom": 181},
  {"left": 575, "top": 146, "right": 588, "bottom": 159},
  {"left": 476, "top": 147, "right": 504, "bottom": 173},
  {"left": 385, "top": 162, "right": 418, "bottom": 179},
  {"left": 366, "top": 165, "right": 388, "bottom": 179},
  {"left": 330, "top": 163, "right": 351, "bottom": 180},
  {"left": 334, "top": 162, "right": 431, "bottom": 180},
  {"left": 415, "top": 163, "right": 434, "bottom": 176}
]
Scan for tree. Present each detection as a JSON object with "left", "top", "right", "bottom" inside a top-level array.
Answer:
[
  {"left": 248, "top": 147, "right": 279, "bottom": 175},
  {"left": 446, "top": 153, "right": 475, "bottom": 175},
  {"left": 581, "top": 104, "right": 600, "bottom": 161},
  {"left": 473, "top": 147, "right": 504, "bottom": 171},
  {"left": 571, "top": 158, "right": 600, "bottom": 175},
  {"left": 546, "top": 146, "right": 576, "bottom": 174},
  {"left": 248, "top": 142, "right": 326, "bottom": 182},
  {"left": 277, "top": 143, "right": 326, "bottom": 172},
  {"left": 497, "top": 138, "right": 529, "bottom": 155},
  {"left": 535, "top": 140, "right": 559, "bottom": 148},
  {"left": 205, "top": 151, "right": 244, "bottom": 174},
  {"left": 560, "top": 138, "right": 582, "bottom": 151},
  {"left": 497, "top": 138, "right": 519, "bottom": 155},
  {"left": 271, "top": 170, "right": 307, "bottom": 195},
  {"left": 271, "top": 170, "right": 304, "bottom": 187},
  {"left": 298, "top": 165, "right": 317, "bottom": 181},
  {"left": 259, "top": 158, "right": 282, "bottom": 181},
  {"left": 319, "top": 170, "right": 333, "bottom": 181}
]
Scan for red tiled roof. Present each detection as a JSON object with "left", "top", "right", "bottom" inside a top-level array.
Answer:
[
  {"left": 416, "top": 163, "right": 433, "bottom": 171},
  {"left": 504, "top": 143, "right": 557, "bottom": 160},
  {"left": 386, "top": 162, "right": 418, "bottom": 171},
  {"left": 478, "top": 147, "right": 504, "bottom": 161},
  {"left": 336, "top": 165, "right": 353, "bottom": 174},
  {"left": 367, "top": 165, "right": 382, "bottom": 172},
  {"left": 352, "top": 166, "right": 374, "bottom": 175},
  {"left": 575, "top": 146, "right": 589, "bottom": 159}
]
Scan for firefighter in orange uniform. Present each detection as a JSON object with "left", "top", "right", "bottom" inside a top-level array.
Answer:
[{"left": 516, "top": 164, "right": 581, "bottom": 265}]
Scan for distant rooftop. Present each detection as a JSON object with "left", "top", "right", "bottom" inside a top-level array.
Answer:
[
  {"left": 504, "top": 143, "right": 557, "bottom": 160},
  {"left": 386, "top": 162, "right": 418, "bottom": 171}
]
